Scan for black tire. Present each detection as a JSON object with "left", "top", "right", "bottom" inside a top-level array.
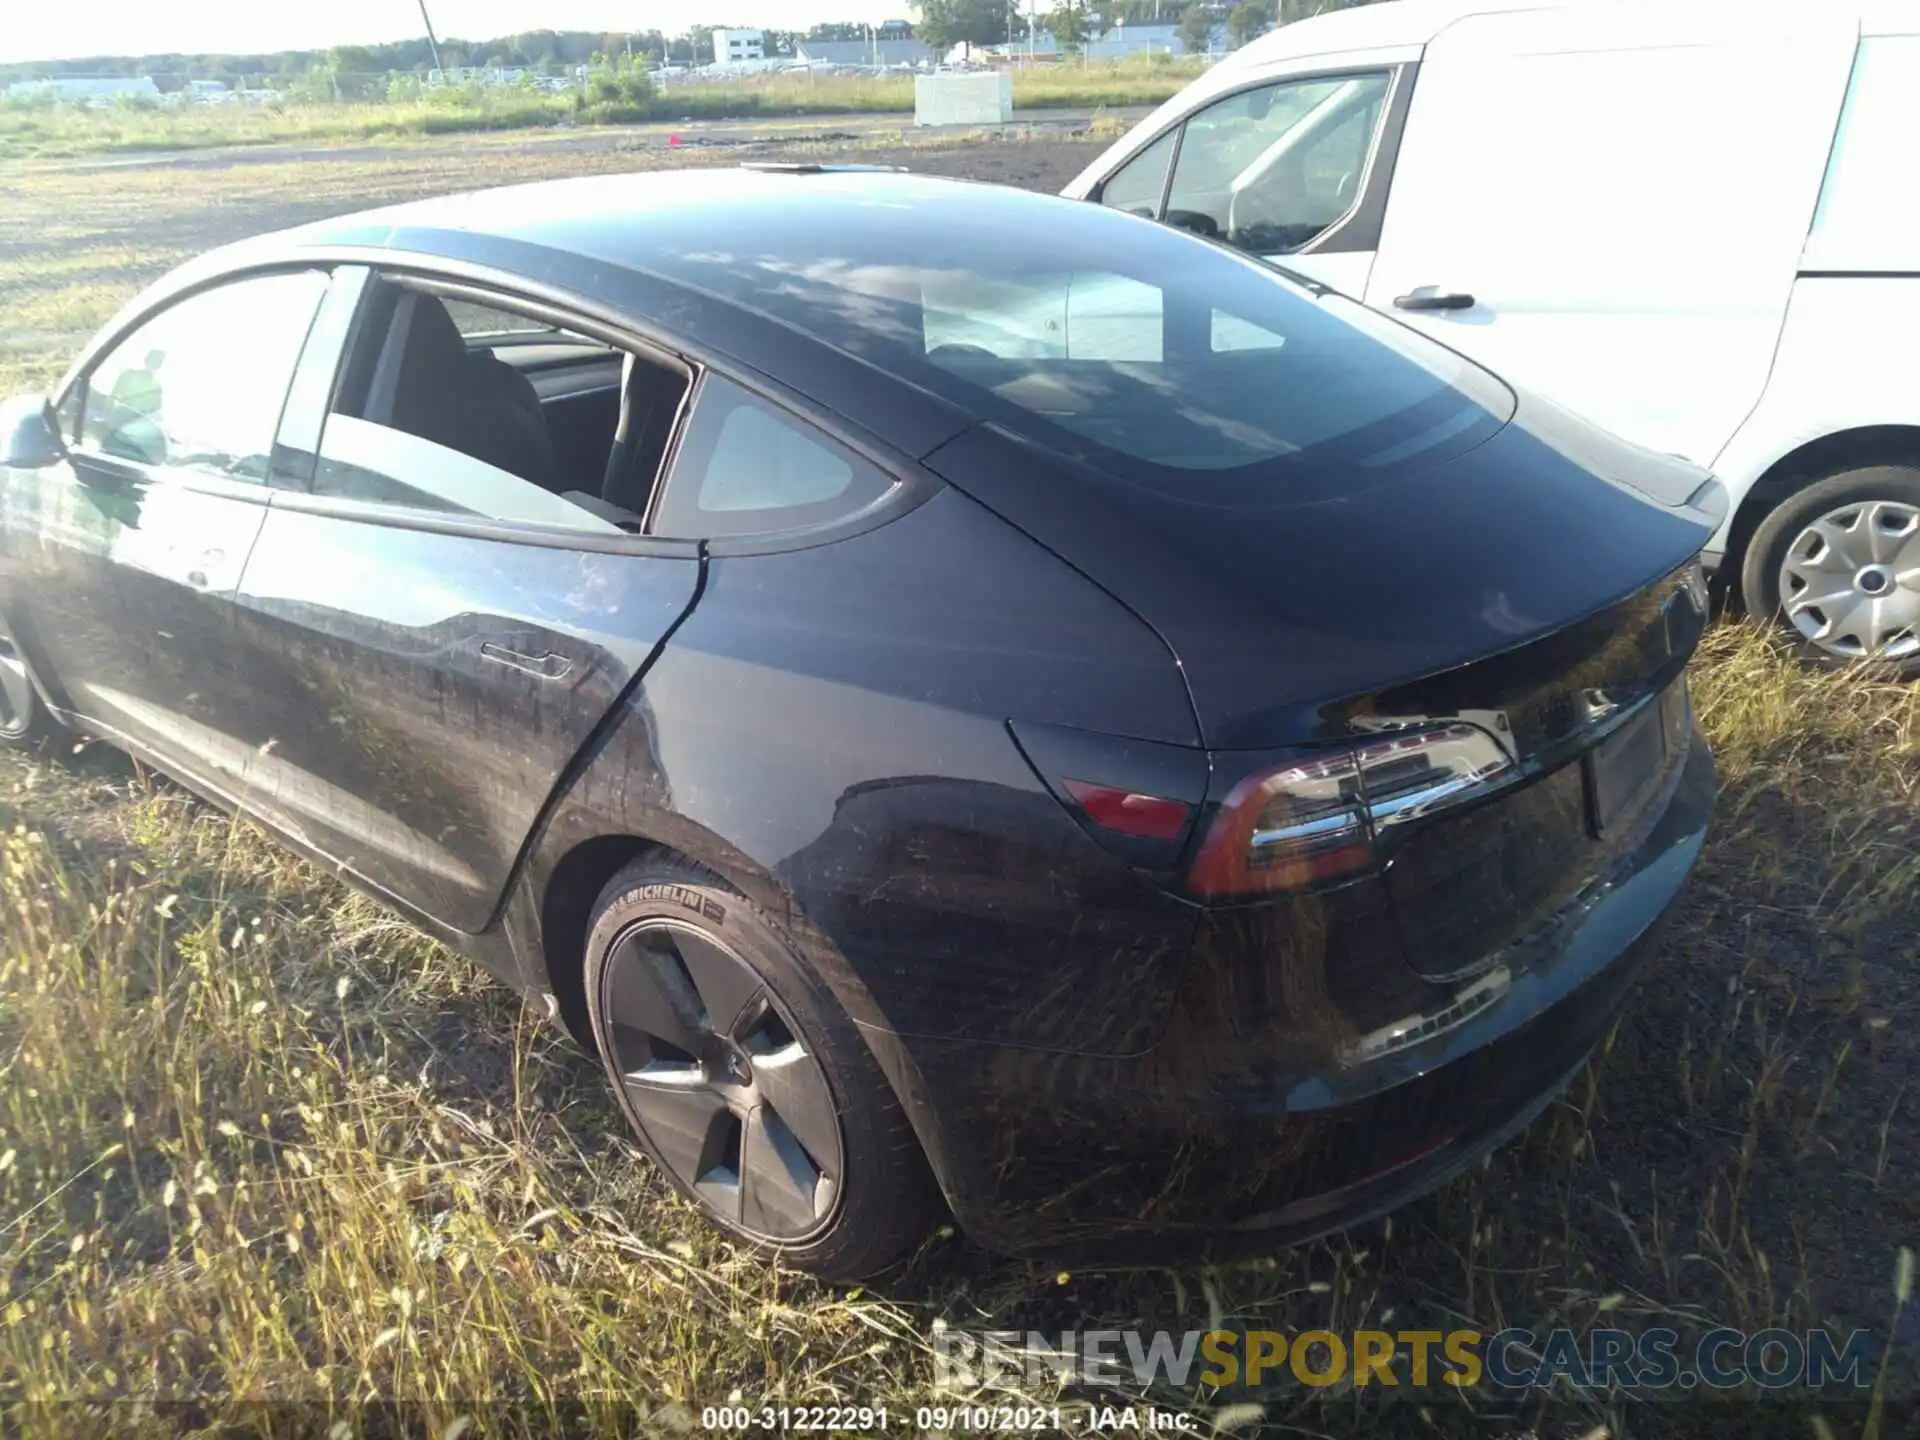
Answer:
[
  {"left": 1740, "top": 465, "right": 1920, "bottom": 679},
  {"left": 582, "top": 853, "right": 939, "bottom": 1280},
  {"left": 0, "top": 635, "right": 69, "bottom": 753}
]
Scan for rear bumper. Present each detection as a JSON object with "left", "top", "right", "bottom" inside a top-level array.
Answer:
[{"left": 883, "top": 725, "right": 1715, "bottom": 1261}]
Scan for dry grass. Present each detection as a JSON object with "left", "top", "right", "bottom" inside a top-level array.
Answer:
[
  {"left": 0, "top": 61, "right": 1200, "bottom": 162},
  {"left": 1, "top": 136, "right": 1916, "bottom": 1437}
]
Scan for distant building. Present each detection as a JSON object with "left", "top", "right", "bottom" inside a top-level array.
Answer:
[
  {"left": 712, "top": 28, "right": 766, "bottom": 64},
  {"left": 796, "top": 37, "right": 933, "bottom": 68},
  {"left": 6, "top": 75, "right": 161, "bottom": 102},
  {"left": 983, "top": 20, "right": 1223, "bottom": 59}
]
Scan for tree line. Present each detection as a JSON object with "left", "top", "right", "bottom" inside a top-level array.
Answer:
[{"left": 1, "top": 1, "right": 1383, "bottom": 87}]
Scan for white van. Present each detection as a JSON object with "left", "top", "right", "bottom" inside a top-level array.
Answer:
[{"left": 1065, "top": 0, "right": 1920, "bottom": 669}]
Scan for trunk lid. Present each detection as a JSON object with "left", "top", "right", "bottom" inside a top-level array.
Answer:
[{"left": 921, "top": 383, "right": 1720, "bottom": 751}]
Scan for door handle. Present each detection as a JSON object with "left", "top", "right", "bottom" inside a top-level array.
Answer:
[
  {"left": 1393, "top": 289, "right": 1477, "bottom": 313},
  {"left": 480, "top": 642, "right": 574, "bottom": 681}
]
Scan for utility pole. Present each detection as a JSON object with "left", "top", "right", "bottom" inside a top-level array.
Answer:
[{"left": 415, "top": 0, "right": 445, "bottom": 74}]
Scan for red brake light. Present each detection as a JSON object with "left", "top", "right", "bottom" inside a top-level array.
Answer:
[
  {"left": 1062, "top": 779, "right": 1193, "bottom": 842},
  {"left": 1188, "top": 724, "right": 1515, "bottom": 899}
]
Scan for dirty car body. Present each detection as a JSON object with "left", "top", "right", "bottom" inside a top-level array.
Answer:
[{"left": 0, "top": 170, "right": 1720, "bottom": 1262}]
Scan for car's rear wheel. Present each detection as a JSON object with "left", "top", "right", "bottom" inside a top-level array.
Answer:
[
  {"left": 1742, "top": 466, "right": 1920, "bottom": 678},
  {"left": 582, "top": 853, "right": 938, "bottom": 1279},
  {"left": 0, "top": 636, "right": 68, "bottom": 752}
]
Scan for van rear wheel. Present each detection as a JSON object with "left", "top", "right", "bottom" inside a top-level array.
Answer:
[{"left": 1742, "top": 466, "right": 1920, "bottom": 678}]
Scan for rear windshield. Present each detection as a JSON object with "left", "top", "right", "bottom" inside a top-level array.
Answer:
[{"left": 642, "top": 200, "right": 1514, "bottom": 496}]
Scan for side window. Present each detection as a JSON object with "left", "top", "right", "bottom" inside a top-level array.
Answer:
[
  {"left": 651, "top": 375, "right": 894, "bottom": 540},
  {"left": 1161, "top": 72, "right": 1391, "bottom": 255},
  {"left": 76, "top": 270, "right": 328, "bottom": 480},
  {"left": 1806, "top": 36, "right": 1920, "bottom": 272},
  {"left": 311, "top": 287, "right": 652, "bottom": 534},
  {"left": 1098, "top": 129, "right": 1179, "bottom": 220}
]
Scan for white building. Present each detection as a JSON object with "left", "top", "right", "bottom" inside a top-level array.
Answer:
[
  {"left": 712, "top": 28, "right": 766, "bottom": 64},
  {"left": 6, "top": 75, "right": 161, "bottom": 102}
]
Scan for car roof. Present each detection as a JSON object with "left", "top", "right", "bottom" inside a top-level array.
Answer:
[
  {"left": 194, "top": 168, "right": 1315, "bottom": 461},
  {"left": 275, "top": 167, "right": 1084, "bottom": 278},
  {"left": 1223, "top": 0, "right": 1901, "bottom": 72}
]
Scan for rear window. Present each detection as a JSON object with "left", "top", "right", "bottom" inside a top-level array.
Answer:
[{"left": 646, "top": 208, "right": 1513, "bottom": 495}]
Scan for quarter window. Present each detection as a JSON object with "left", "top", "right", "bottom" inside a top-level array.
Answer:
[
  {"left": 1151, "top": 72, "right": 1391, "bottom": 255},
  {"left": 1098, "top": 128, "right": 1178, "bottom": 221},
  {"left": 76, "top": 270, "right": 328, "bottom": 480},
  {"left": 650, "top": 375, "right": 894, "bottom": 540}
]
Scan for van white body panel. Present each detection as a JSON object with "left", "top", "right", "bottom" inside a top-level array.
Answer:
[
  {"left": 1710, "top": 278, "right": 1920, "bottom": 539},
  {"left": 1361, "top": 4, "right": 1857, "bottom": 466}
]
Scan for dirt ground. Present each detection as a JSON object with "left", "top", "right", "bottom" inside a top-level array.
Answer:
[{"left": 2, "top": 120, "right": 1917, "bottom": 1433}]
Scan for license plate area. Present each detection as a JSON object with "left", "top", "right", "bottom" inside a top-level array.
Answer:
[{"left": 1585, "top": 682, "right": 1684, "bottom": 836}]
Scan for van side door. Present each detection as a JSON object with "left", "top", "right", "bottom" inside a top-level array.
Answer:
[{"left": 1361, "top": 5, "right": 1857, "bottom": 464}]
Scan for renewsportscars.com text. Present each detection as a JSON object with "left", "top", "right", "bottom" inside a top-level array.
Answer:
[{"left": 933, "top": 1326, "right": 1877, "bottom": 1392}]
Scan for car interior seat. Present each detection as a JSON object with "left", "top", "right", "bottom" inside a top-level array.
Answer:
[
  {"left": 600, "top": 350, "right": 689, "bottom": 519},
  {"left": 381, "top": 291, "right": 558, "bottom": 490}
]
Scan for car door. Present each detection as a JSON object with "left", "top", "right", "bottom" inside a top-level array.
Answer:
[
  {"left": 1361, "top": 5, "right": 1859, "bottom": 465},
  {"left": 2, "top": 268, "right": 330, "bottom": 766},
  {"left": 225, "top": 276, "right": 702, "bottom": 933},
  {"left": 1092, "top": 63, "right": 1408, "bottom": 298}
]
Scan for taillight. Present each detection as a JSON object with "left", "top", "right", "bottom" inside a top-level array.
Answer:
[
  {"left": 1189, "top": 723, "right": 1515, "bottom": 899},
  {"left": 1061, "top": 779, "right": 1193, "bottom": 841}
]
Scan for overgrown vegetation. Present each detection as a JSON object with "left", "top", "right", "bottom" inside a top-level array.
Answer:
[
  {"left": 0, "top": 58, "right": 1201, "bottom": 161},
  {"left": 0, "top": 134, "right": 1915, "bottom": 1437}
]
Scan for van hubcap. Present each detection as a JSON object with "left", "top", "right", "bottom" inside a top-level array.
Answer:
[
  {"left": 598, "top": 919, "right": 842, "bottom": 1241},
  {"left": 1779, "top": 500, "right": 1920, "bottom": 660},
  {"left": 0, "top": 642, "right": 34, "bottom": 738}
]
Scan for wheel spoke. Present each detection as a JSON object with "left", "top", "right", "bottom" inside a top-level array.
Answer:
[
  {"left": 1863, "top": 502, "right": 1919, "bottom": 566},
  {"left": 1803, "top": 516, "right": 1867, "bottom": 572},
  {"left": 740, "top": 1105, "right": 829, "bottom": 1235},
  {"left": 1784, "top": 583, "right": 1857, "bottom": 618},
  {"left": 668, "top": 926, "right": 766, "bottom": 1039},
  {"left": 620, "top": 1075, "right": 740, "bottom": 1218},
  {"left": 603, "top": 930, "right": 708, "bottom": 1060},
  {"left": 749, "top": 1042, "right": 843, "bottom": 1181}
]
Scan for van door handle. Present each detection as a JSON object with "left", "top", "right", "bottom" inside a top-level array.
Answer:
[
  {"left": 480, "top": 642, "right": 574, "bottom": 681},
  {"left": 1394, "top": 290, "right": 1477, "bottom": 313}
]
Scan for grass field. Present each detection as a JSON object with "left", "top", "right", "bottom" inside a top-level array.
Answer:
[
  {"left": 1, "top": 132, "right": 1917, "bottom": 1437},
  {"left": 0, "top": 61, "right": 1199, "bottom": 161}
]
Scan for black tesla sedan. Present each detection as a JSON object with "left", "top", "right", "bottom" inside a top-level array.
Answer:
[{"left": 0, "top": 168, "right": 1720, "bottom": 1279}]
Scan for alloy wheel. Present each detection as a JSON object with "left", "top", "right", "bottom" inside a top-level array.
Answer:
[
  {"left": 1778, "top": 499, "right": 1920, "bottom": 660},
  {"left": 0, "top": 640, "right": 34, "bottom": 738},
  {"left": 599, "top": 918, "right": 844, "bottom": 1240}
]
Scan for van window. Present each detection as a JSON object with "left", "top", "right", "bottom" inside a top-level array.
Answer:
[
  {"left": 1097, "top": 129, "right": 1178, "bottom": 220},
  {"left": 1159, "top": 72, "right": 1391, "bottom": 255},
  {"left": 1805, "top": 36, "right": 1920, "bottom": 273}
]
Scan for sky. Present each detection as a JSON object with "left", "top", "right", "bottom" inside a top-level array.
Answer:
[{"left": 1, "top": 0, "right": 913, "bottom": 65}]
